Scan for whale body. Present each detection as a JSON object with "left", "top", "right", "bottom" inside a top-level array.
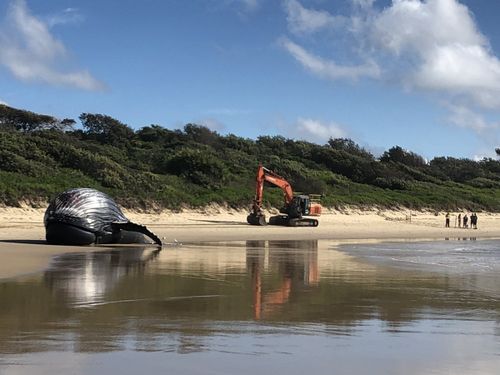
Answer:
[{"left": 44, "top": 188, "right": 162, "bottom": 246}]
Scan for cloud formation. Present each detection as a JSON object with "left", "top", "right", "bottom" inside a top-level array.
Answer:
[
  {"left": 284, "top": 0, "right": 343, "bottom": 34},
  {"left": 281, "top": 38, "right": 381, "bottom": 80},
  {"left": 372, "top": 0, "right": 500, "bottom": 109},
  {"left": 292, "top": 117, "right": 346, "bottom": 144},
  {"left": 46, "top": 7, "right": 84, "bottom": 27},
  {"left": 447, "top": 104, "right": 491, "bottom": 132},
  {"left": 0, "top": 0, "right": 104, "bottom": 91},
  {"left": 281, "top": 0, "right": 500, "bottom": 140}
]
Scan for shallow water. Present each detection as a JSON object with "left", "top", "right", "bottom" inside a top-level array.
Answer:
[{"left": 0, "top": 239, "right": 499, "bottom": 374}]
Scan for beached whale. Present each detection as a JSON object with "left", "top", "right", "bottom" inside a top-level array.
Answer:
[{"left": 44, "top": 188, "right": 162, "bottom": 246}]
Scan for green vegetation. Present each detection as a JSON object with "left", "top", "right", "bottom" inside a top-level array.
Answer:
[{"left": 1, "top": 104, "right": 500, "bottom": 211}]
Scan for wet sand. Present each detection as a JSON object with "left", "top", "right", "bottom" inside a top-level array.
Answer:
[
  {"left": 1, "top": 239, "right": 499, "bottom": 374},
  {"left": 0, "top": 206, "right": 499, "bottom": 280}
]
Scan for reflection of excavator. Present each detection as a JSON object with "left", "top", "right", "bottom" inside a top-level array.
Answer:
[
  {"left": 247, "top": 240, "right": 319, "bottom": 320},
  {"left": 247, "top": 164, "right": 322, "bottom": 226}
]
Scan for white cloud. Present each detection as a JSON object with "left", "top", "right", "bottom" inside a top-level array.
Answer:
[
  {"left": 446, "top": 103, "right": 500, "bottom": 148},
  {"left": 372, "top": 0, "right": 500, "bottom": 109},
  {"left": 0, "top": 0, "right": 104, "bottom": 91},
  {"left": 0, "top": 99, "right": 8, "bottom": 106},
  {"left": 281, "top": 38, "right": 381, "bottom": 80},
  {"left": 281, "top": 0, "right": 500, "bottom": 138},
  {"left": 373, "top": 0, "right": 485, "bottom": 55},
  {"left": 415, "top": 45, "right": 500, "bottom": 94},
  {"left": 292, "top": 117, "right": 347, "bottom": 144},
  {"left": 446, "top": 104, "right": 492, "bottom": 133},
  {"left": 46, "top": 7, "right": 84, "bottom": 27},
  {"left": 445, "top": 103, "right": 500, "bottom": 151},
  {"left": 284, "top": 0, "right": 344, "bottom": 34}
]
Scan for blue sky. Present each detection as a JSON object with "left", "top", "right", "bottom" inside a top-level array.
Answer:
[{"left": 1, "top": 0, "right": 500, "bottom": 159}]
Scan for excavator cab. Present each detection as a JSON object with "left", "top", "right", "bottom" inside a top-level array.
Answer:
[{"left": 280, "top": 195, "right": 310, "bottom": 218}]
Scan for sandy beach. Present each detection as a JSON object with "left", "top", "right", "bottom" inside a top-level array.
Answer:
[{"left": 0, "top": 205, "right": 499, "bottom": 280}]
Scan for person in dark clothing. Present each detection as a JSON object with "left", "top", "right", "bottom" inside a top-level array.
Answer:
[
  {"left": 445, "top": 212, "right": 450, "bottom": 228},
  {"left": 463, "top": 214, "right": 469, "bottom": 228},
  {"left": 471, "top": 213, "right": 478, "bottom": 229},
  {"left": 458, "top": 213, "right": 461, "bottom": 228}
]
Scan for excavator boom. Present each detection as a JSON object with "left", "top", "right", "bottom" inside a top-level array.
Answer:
[{"left": 254, "top": 165, "right": 293, "bottom": 206}]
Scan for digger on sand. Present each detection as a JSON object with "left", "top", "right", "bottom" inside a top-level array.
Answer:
[{"left": 247, "top": 164, "right": 321, "bottom": 227}]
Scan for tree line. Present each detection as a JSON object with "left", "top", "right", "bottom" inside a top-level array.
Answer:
[{"left": 1, "top": 104, "right": 499, "bottom": 210}]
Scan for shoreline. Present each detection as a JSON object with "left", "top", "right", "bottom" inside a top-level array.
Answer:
[{"left": 1, "top": 206, "right": 499, "bottom": 280}]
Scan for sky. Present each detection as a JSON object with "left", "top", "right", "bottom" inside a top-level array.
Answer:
[{"left": 1, "top": 0, "right": 500, "bottom": 159}]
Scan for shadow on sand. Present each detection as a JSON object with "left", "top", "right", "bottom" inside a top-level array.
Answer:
[
  {"left": 0, "top": 239, "right": 47, "bottom": 245},
  {"left": 188, "top": 219, "right": 248, "bottom": 225}
]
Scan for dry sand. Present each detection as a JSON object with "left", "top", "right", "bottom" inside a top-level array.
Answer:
[{"left": 0, "top": 205, "right": 499, "bottom": 280}]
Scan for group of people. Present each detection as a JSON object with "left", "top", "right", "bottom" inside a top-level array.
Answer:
[{"left": 445, "top": 212, "right": 478, "bottom": 229}]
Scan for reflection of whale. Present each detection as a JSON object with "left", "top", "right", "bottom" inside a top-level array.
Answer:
[
  {"left": 1, "top": 241, "right": 500, "bottom": 356},
  {"left": 44, "top": 247, "right": 161, "bottom": 305},
  {"left": 44, "top": 188, "right": 162, "bottom": 246}
]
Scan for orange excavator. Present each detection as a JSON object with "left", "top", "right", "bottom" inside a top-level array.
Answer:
[{"left": 247, "top": 164, "right": 322, "bottom": 227}]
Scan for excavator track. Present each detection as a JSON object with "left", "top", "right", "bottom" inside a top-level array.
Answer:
[
  {"left": 288, "top": 218, "right": 319, "bottom": 227},
  {"left": 268, "top": 215, "right": 319, "bottom": 227}
]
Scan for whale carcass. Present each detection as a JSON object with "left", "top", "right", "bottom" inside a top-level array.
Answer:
[{"left": 44, "top": 188, "right": 162, "bottom": 246}]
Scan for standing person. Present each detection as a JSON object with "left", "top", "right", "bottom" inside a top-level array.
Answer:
[
  {"left": 463, "top": 214, "right": 469, "bottom": 228},
  {"left": 458, "top": 213, "right": 462, "bottom": 228},
  {"left": 471, "top": 213, "right": 477, "bottom": 229},
  {"left": 445, "top": 212, "right": 450, "bottom": 228}
]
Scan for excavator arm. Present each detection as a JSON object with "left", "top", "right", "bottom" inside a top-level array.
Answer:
[{"left": 253, "top": 165, "right": 294, "bottom": 210}]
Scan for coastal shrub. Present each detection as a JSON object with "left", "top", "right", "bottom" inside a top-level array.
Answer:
[
  {"left": 328, "top": 138, "right": 374, "bottom": 160},
  {"left": 380, "top": 146, "right": 426, "bottom": 167},
  {"left": 256, "top": 135, "right": 288, "bottom": 157},
  {"left": 221, "top": 134, "right": 256, "bottom": 154},
  {"left": 1, "top": 104, "right": 500, "bottom": 211},
  {"left": 467, "top": 177, "right": 500, "bottom": 189},
  {"left": 0, "top": 150, "right": 46, "bottom": 177},
  {"left": 267, "top": 157, "right": 309, "bottom": 181},
  {"left": 80, "top": 113, "right": 135, "bottom": 147},
  {"left": 184, "top": 124, "right": 221, "bottom": 148},
  {"left": 372, "top": 177, "right": 410, "bottom": 190},
  {"left": 0, "top": 104, "right": 73, "bottom": 132},
  {"left": 220, "top": 148, "right": 255, "bottom": 175},
  {"left": 429, "top": 157, "right": 484, "bottom": 182},
  {"left": 166, "top": 148, "right": 227, "bottom": 188}
]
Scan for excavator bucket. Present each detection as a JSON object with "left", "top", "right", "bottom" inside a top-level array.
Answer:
[{"left": 247, "top": 213, "right": 267, "bottom": 226}]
